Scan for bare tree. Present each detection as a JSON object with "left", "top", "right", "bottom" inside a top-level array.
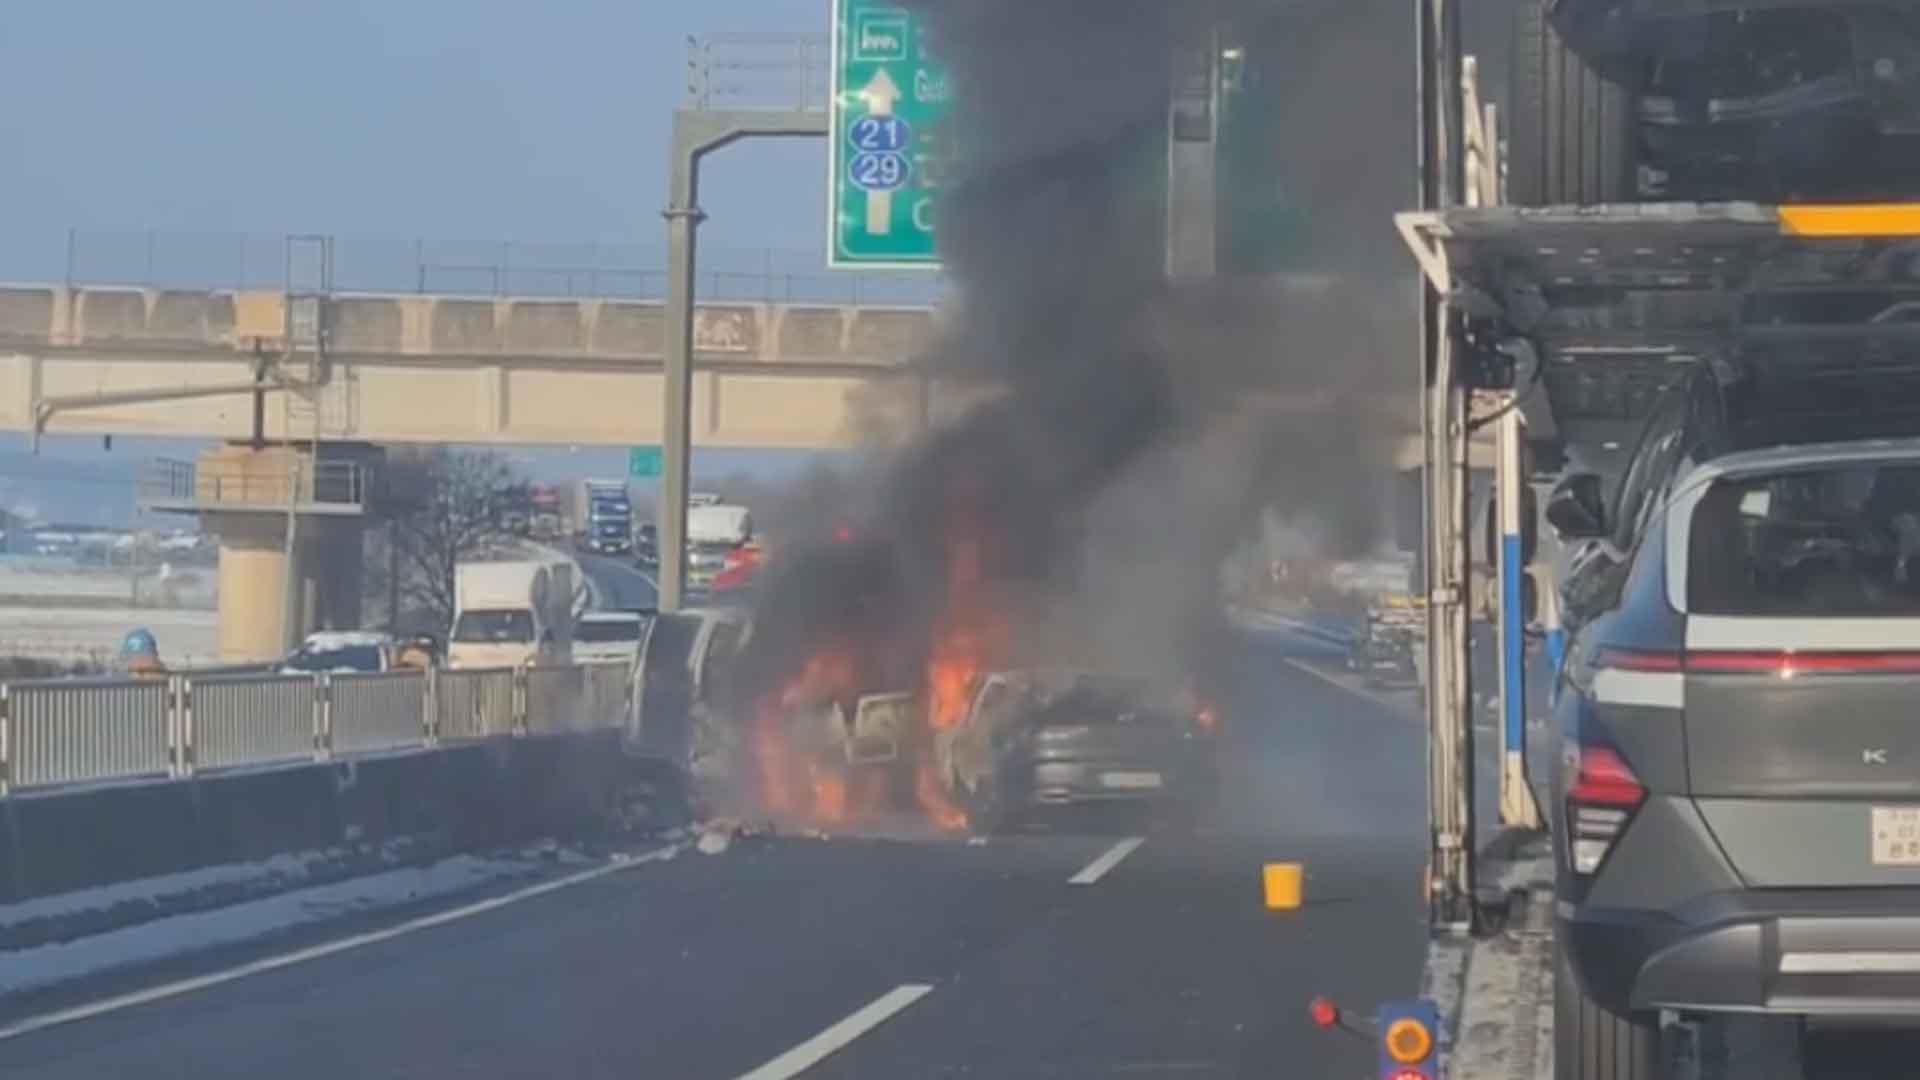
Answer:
[{"left": 381, "top": 448, "right": 518, "bottom": 632}]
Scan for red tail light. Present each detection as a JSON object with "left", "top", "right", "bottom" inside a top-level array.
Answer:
[
  {"left": 1566, "top": 743, "right": 1643, "bottom": 807},
  {"left": 1597, "top": 646, "right": 1920, "bottom": 677},
  {"left": 1193, "top": 704, "right": 1219, "bottom": 735},
  {"left": 1564, "top": 740, "right": 1644, "bottom": 875},
  {"left": 1593, "top": 646, "right": 1682, "bottom": 673},
  {"left": 1687, "top": 649, "right": 1920, "bottom": 676}
]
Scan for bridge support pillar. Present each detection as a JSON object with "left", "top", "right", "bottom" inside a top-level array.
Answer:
[
  {"left": 141, "top": 442, "right": 377, "bottom": 662},
  {"left": 203, "top": 512, "right": 365, "bottom": 661}
]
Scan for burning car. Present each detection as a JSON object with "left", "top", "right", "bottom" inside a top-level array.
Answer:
[{"left": 934, "top": 669, "right": 1221, "bottom": 833}]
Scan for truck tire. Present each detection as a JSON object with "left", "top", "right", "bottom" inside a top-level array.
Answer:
[
  {"left": 1509, "top": 1, "right": 1636, "bottom": 205},
  {"left": 1554, "top": 931, "right": 1663, "bottom": 1080}
]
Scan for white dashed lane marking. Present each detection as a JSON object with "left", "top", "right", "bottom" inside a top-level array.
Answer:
[
  {"left": 735, "top": 983, "right": 935, "bottom": 1080},
  {"left": 1069, "top": 836, "right": 1146, "bottom": 885}
]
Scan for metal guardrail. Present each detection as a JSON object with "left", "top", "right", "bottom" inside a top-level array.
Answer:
[
  {"left": 191, "top": 674, "right": 317, "bottom": 770},
  {"left": 437, "top": 668, "right": 518, "bottom": 741},
  {"left": 521, "top": 663, "right": 628, "bottom": 735},
  {"left": 582, "top": 662, "right": 630, "bottom": 732},
  {"left": 331, "top": 671, "right": 426, "bottom": 754},
  {"left": 1, "top": 678, "right": 174, "bottom": 789},
  {"left": 524, "top": 666, "right": 584, "bottom": 735},
  {"left": 0, "top": 662, "right": 633, "bottom": 795}
]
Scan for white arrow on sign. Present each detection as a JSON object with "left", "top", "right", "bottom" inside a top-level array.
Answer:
[{"left": 861, "top": 68, "right": 903, "bottom": 237}]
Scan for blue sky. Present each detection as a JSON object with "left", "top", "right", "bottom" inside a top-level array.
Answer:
[
  {"left": 0, "top": 0, "right": 857, "bottom": 523},
  {"left": 0, "top": 0, "right": 836, "bottom": 274}
]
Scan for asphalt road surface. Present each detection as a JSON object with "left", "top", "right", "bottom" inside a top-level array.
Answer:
[
  {"left": 577, "top": 551, "right": 659, "bottom": 611},
  {"left": 0, "top": 623, "right": 1431, "bottom": 1079}
]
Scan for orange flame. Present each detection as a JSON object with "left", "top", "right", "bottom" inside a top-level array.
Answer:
[
  {"left": 915, "top": 760, "right": 969, "bottom": 831},
  {"left": 754, "top": 700, "right": 795, "bottom": 816},
  {"left": 742, "top": 511, "right": 1007, "bottom": 833},
  {"left": 754, "top": 649, "right": 861, "bottom": 821},
  {"left": 927, "top": 637, "right": 981, "bottom": 731},
  {"left": 810, "top": 765, "right": 848, "bottom": 823}
]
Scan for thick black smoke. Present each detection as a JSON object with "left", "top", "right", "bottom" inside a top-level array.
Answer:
[{"left": 737, "top": 0, "right": 1408, "bottom": 715}]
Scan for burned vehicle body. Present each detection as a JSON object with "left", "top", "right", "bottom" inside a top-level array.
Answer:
[
  {"left": 938, "top": 670, "right": 1221, "bottom": 831},
  {"left": 1511, "top": 0, "right": 1920, "bottom": 203}
]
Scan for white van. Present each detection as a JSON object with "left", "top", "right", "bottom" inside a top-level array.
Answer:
[{"left": 447, "top": 561, "right": 574, "bottom": 669}]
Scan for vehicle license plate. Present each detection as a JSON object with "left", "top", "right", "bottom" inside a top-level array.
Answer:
[
  {"left": 1872, "top": 807, "right": 1920, "bottom": 866},
  {"left": 1101, "top": 771, "right": 1163, "bottom": 790}
]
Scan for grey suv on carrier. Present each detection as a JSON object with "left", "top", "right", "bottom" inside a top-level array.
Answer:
[{"left": 1547, "top": 362, "right": 1920, "bottom": 1077}]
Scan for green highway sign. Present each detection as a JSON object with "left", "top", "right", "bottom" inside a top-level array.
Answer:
[
  {"left": 829, "top": 0, "right": 947, "bottom": 269},
  {"left": 628, "top": 446, "right": 662, "bottom": 478}
]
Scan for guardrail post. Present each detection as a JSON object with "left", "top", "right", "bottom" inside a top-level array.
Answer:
[
  {"left": 512, "top": 666, "right": 529, "bottom": 737},
  {"left": 171, "top": 675, "right": 197, "bottom": 780},
  {"left": 0, "top": 683, "right": 11, "bottom": 797},
  {"left": 315, "top": 674, "right": 334, "bottom": 761},
  {"left": 423, "top": 666, "right": 440, "bottom": 747}
]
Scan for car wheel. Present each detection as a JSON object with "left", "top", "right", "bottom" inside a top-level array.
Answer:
[
  {"left": 1509, "top": 0, "right": 1636, "bottom": 206},
  {"left": 965, "top": 767, "right": 1016, "bottom": 836},
  {"left": 1554, "top": 926, "right": 1663, "bottom": 1080}
]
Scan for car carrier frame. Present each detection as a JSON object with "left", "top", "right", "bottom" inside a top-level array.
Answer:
[{"left": 1398, "top": 3, "right": 1920, "bottom": 1078}]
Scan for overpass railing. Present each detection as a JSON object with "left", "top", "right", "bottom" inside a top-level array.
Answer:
[
  {"left": 139, "top": 458, "right": 369, "bottom": 512},
  {"left": 0, "top": 662, "right": 631, "bottom": 796},
  {"left": 55, "top": 229, "right": 945, "bottom": 306}
]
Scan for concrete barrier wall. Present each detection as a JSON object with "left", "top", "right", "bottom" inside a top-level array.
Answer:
[{"left": 0, "top": 730, "right": 638, "bottom": 906}]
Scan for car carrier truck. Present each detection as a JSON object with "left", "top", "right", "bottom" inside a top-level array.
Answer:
[{"left": 1380, "top": 4, "right": 1920, "bottom": 1079}]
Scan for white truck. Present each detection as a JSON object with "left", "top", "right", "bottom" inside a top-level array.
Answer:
[
  {"left": 447, "top": 560, "right": 574, "bottom": 670},
  {"left": 685, "top": 503, "right": 752, "bottom": 595}
]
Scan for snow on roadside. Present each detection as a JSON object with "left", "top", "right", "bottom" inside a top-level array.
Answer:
[
  {"left": 1, "top": 851, "right": 338, "bottom": 939},
  {"left": 0, "top": 849, "right": 599, "bottom": 998}
]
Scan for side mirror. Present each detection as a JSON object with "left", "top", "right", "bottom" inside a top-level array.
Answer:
[{"left": 1546, "top": 473, "right": 1607, "bottom": 540}]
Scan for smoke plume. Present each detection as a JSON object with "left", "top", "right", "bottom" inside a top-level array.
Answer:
[{"left": 726, "top": 0, "right": 1408, "bottom": 817}]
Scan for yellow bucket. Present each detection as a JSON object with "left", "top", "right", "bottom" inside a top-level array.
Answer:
[{"left": 1263, "top": 862, "right": 1303, "bottom": 911}]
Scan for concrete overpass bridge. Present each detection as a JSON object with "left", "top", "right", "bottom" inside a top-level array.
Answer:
[
  {"left": 0, "top": 284, "right": 949, "bottom": 449},
  {"left": 0, "top": 280, "right": 1435, "bottom": 661},
  {"left": 0, "top": 281, "right": 1432, "bottom": 454}
]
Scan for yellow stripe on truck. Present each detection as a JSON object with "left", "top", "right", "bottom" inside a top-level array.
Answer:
[{"left": 1779, "top": 204, "right": 1920, "bottom": 237}]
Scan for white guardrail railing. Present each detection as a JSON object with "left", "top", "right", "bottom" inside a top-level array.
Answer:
[{"left": 0, "top": 662, "right": 631, "bottom": 795}]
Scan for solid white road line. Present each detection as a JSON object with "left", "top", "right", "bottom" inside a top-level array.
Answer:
[
  {"left": 1281, "top": 657, "right": 1419, "bottom": 719},
  {"left": 1280, "top": 655, "right": 1365, "bottom": 694},
  {"left": 735, "top": 983, "right": 935, "bottom": 1080},
  {"left": 0, "top": 844, "right": 684, "bottom": 1044},
  {"left": 1069, "top": 836, "right": 1146, "bottom": 886}
]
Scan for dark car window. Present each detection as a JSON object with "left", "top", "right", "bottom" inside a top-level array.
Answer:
[
  {"left": 1032, "top": 679, "right": 1168, "bottom": 726},
  {"left": 451, "top": 610, "right": 534, "bottom": 644},
  {"left": 284, "top": 645, "right": 384, "bottom": 673},
  {"left": 576, "top": 619, "right": 642, "bottom": 643},
  {"left": 1689, "top": 462, "right": 1920, "bottom": 615},
  {"left": 1611, "top": 391, "right": 1690, "bottom": 552}
]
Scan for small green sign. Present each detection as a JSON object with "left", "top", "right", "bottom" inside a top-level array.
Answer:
[
  {"left": 628, "top": 446, "right": 662, "bottom": 478},
  {"left": 829, "top": 0, "right": 948, "bottom": 269}
]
